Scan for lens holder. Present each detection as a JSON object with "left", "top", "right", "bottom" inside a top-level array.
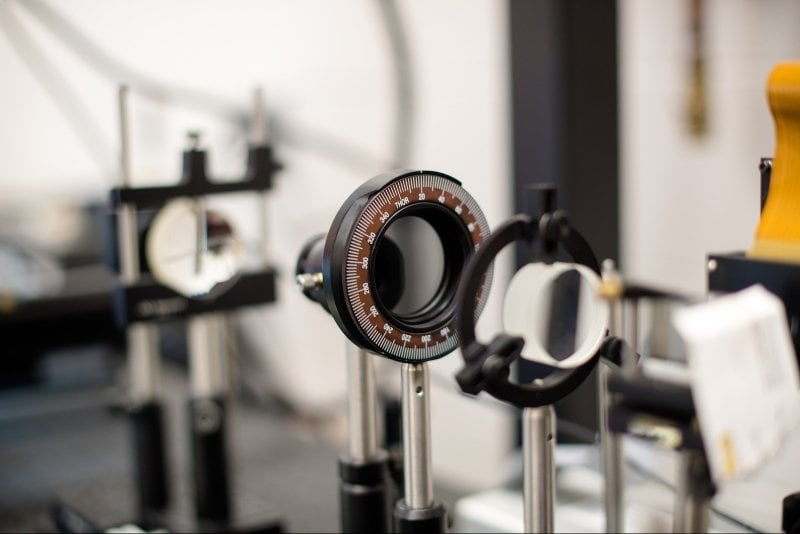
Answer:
[{"left": 296, "top": 169, "right": 491, "bottom": 363}]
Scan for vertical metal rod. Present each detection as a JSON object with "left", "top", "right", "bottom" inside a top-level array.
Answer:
[
  {"left": 193, "top": 198, "right": 207, "bottom": 275},
  {"left": 127, "top": 322, "right": 160, "bottom": 401},
  {"left": 222, "top": 315, "right": 239, "bottom": 398},
  {"left": 117, "top": 203, "right": 138, "bottom": 283},
  {"left": 186, "top": 194, "right": 217, "bottom": 397},
  {"left": 674, "top": 450, "right": 711, "bottom": 533},
  {"left": 250, "top": 87, "right": 272, "bottom": 267},
  {"left": 259, "top": 193, "right": 271, "bottom": 267},
  {"left": 250, "top": 87, "right": 269, "bottom": 146},
  {"left": 623, "top": 299, "right": 639, "bottom": 373},
  {"left": 402, "top": 362, "right": 433, "bottom": 510},
  {"left": 188, "top": 313, "right": 228, "bottom": 397},
  {"left": 612, "top": 293, "right": 639, "bottom": 534},
  {"left": 119, "top": 201, "right": 158, "bottom": 401},
  {"left": 346, "top": 343, "right": 379, "bottom": 462},
  {"left": 684, "top": 493, "right": 711, "bottom": 533},
  {"left": 599, "top": 362, "right": 624, "bottom": 533},
  {"left": 117, "top": 86, "right": 168, "bottom": 516},
  {"left": 616, "top": 294, "right": 638, "bottom": 534},
  {"left": 117, "top": 85, "right": 159, "bottom": 402},
  {"left": 600, "top": 259, "right": 625, "bottom": 533},
  {"left": 673, "top": 451, "right": 690, "bottom": 534},
  {"left": 523, "top": 405, "right": 555, "bottom": 533},
  {"left": 187, "top": 312, "right": 231, "bottom": 521},
  {"left": 118, "top": 86, "right": 131, "bottom": 186}
]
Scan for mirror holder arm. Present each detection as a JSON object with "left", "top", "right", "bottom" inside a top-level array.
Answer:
[{"left": 455, "top": 198, "right": 605, "bottom": 408}]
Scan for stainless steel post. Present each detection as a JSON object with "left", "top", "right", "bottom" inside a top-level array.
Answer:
[
  {"left": 597, "top": 259, "right": 625, "bottom": 532},
  {"left": 684, "top": 492, "right": 711, "bottom": 533},
  {"left": 251, "top": 87, "right": 272, "bottom": 268},
  {"left": 346, "top": 343, "right": 379, "bottom": 462},
  {"left": 340, "top": 343, "right": 390, "bottom": 532},
  {"left": 117, "top": 85, "right": 159, "bottom": 403},
  {"left": 250, "top": 87, "right": 268, "bottom": 146},
  {"left": 606, "top": 279, "right": 640, "bottom": 532},
  {"left": 401, "top": 362, "right": 433, "bottom": 510},
  {"left": 188, "top": 313, "right": 228, "bottom": 398},
  {"left": 623, "top": 298, "right": 639, "bottom": 373},
  {"left": 673, "top": 450, "right": 711, "bottom": 533},
  {"left": 600, "top": 259, "right": 625, "bottom": 533},
  {"left": 523, "top": 405, "right": 555, "bottom": 533},
  {"left": 673, "top": 450, "right": 690, "bottom": 534},
  {"left": 187, "top": 311, "right": 231, "bottom": 521},
  {"left": 599, "top": 362, "right": 624, "bottom": 533},
  {"left": 117, "top": 85, "right": 168, "bottom": 516}
]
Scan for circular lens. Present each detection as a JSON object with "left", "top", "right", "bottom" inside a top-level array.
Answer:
[
  {"left": 380, "top": 215, "right": 444, "bottom": 317},
  {"left": 146, "top": 198, "right": 244, "bottom": 298},
  {"left": 371, "top": 203, "right": 471, "bottom": 334},
  {"left": 316, "top": 170, "right": 491, "bottom": 363},
  {"left": 372, "top": 234, "right": 406, "bottom": 311}
]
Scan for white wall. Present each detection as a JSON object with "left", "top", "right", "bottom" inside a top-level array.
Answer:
[
  {"left": 0, "top": 0, "right": 513, "bottom": 491},
  {"left": 620, "top": 0, "right": 800, "bottom": 296}
]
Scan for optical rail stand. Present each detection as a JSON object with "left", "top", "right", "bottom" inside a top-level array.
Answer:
[{"left": 60, "top": 87, "right": 285, "bottom": 533}]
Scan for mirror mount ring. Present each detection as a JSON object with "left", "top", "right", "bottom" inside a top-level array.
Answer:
[{"left": 455, "top": 213, "right": 606, "bottom": 408}]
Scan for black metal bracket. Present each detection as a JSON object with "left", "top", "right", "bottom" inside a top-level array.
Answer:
[
  {"left": 114, "top": 270, "right": 277, "bottom": 326},
  {"left": 456, "top": 334, "right": 624, "bottom": 408},
  {"left": 455, "top": 189, "right": 606, "bottom": 408},
  {"left": 606, "top": 369, "right": 715, "bottom": 501},
  {"left": 110, "top": 142, "right": 281, "bottom": 325},
  {"left": 111, "top": 145, "right": 281, "bottom": 209}
]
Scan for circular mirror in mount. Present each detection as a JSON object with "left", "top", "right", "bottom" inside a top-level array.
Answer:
[
  {"left": 502, "top": 261, "right": 609, "bottom": 370},
  {"left": 146, "top": 198, "right": 245, "bottom": 298}
]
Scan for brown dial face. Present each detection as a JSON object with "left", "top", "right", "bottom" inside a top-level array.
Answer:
[{"left": 343, "top": 172, "right": 491, "bottom": 362}]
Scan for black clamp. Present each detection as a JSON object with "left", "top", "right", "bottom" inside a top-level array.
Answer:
[
  {"left": 536, "top": 185, "right": 572, "bottom": 265},
  {"left": 111, "top": 143, "right": 282, "bottom": 209},
  {"left": 456, "top": 332, "right": 624, "bottom": 408},
  {"left": 455, "top": 186, "right": 609, "bottom": 408}
]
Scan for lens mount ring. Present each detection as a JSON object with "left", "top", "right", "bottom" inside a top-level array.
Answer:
[{"left": 323, "top": 170, "right": 491, "bottom": 363}]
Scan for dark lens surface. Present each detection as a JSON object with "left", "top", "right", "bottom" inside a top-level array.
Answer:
[{"left": 382, "top": 215, "right": 445, "bottom": 316}]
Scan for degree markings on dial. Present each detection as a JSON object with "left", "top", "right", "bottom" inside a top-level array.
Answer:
[{"left": 341, "top": 174, "right": 485, "bottom": 361}]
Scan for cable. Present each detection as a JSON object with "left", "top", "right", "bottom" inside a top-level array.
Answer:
[
  {"left": 270, "top": 114, "right": 390, "bottom": 175},
  {"left": 15, "top": 0, "right": 406, "bottom": 177},
  {"left": 375, "top": 0, "right": 414, "bottom": 167},
  {"left": 0, "top": 2, "right": 114, "bottom": 176},
  {"left": 17, "top": 0, "right": 247, "bottom": 126}
]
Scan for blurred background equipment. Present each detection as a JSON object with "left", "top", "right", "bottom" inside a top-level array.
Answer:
[{"left": 95, "top": 86, "right": 282, "bottom": 532}]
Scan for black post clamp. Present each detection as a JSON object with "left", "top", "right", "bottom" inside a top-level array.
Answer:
[{"left": 454, "top": 185, "right": 611, "bottom": 406}]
